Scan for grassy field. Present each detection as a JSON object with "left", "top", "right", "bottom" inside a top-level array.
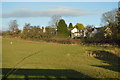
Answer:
[{"left": 1, "top": 38, "right": 120, "bottom": 79}]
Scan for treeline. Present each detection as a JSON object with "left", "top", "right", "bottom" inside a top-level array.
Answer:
[
  {"left": 3, "top": 23, "right": 56, "bottom": 39},
  {"left": 2, "top": 8, "right": 120, "bottom": 46},
  {"left": 21, "top": 23, "right": 56, "bottom": 39},
  {"left": 102, "top": 8, "right": 120, "bottom": 45}
]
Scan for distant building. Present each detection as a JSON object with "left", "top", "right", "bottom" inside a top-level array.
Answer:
[
  {"left": 43, "top": 27, "right": 46, "bottom": 33},
  {"left": 71, "top": 28, "right": 80, "bottom": 38},
  {"left": 90, "top": 28, "right": 98, "bottom": 38},
  {"left": 43, "top": 27, "right": 57, "bottom": 35},
  {"left": 104, "top": 27, "right": 112, "bottom": 38},
  {"left": 70, "top": 28, "right": 87, "bottom": 38},
  {"left": 70, "top": 27, "right": 110, "bottom": 39},
  {"left": 89, "top": 27, "right": 105, "bottom": 38}
]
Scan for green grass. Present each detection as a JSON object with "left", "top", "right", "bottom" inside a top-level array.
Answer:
[{"left": 2, "top": 38, "right": 120, "bottom": 79}]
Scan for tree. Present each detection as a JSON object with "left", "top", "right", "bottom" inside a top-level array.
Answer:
[
  {"left": 101, "top": 8, "right": 120, "bottom": 45},
  {"left": 49, "top": 15, "right": 61, "bottom": 28},
  {"left": 9, "top": 20, "right": 18, "bottom": 32},
  {"left": 74, "top": 23, "right": 85, "bottom": 29},
  {"left": 101, "top": 9, "right": 118, "bottom": 26},
  {"left": 68, "top": 23, "right": 73, "bottom": 28},
  {"left": 118, "top": 2, "right": 120, "bottom": 25},
  {"left": 57, "top": 19, "right": 69, "bottom": 36},
  {"left": 8, "top": 20, "right": 21, "bottom": 36},
  {"left": 86, "top": 25, "right": 93, "bottom": 32},
  {"left": 21, "top": 23, "right": 31, "bottom": 39}
]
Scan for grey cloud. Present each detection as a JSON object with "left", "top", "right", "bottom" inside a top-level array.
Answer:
[{"left": 2, "top": 6, "right": 102, "bottom": 18}]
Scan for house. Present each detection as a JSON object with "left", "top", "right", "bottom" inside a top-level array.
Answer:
[
  {"left": 89, "top": 27, "right": 105, "bottom": 38},
  {"left": 44, "top": 27, "right": 57, "bottom": 35},
  {"left": 104, "top": 27, "right": 112, "bottom": 38},
  {"left": 89, "top": 28, "right": 98, "bottom": 37},
  {"left": 70, "top": 28, "right": 87, "bottom": 38},
  {"left": 50, "top": 28, "right": 57, "bottom": 34},
  {"left": 70, "top": 27, "right": 111, "bottom": 39},
  {"left": 71, "top": 28, "right": 80, "bottom": 38},
  {"left": 83, "top": 29, "right": 88, "bottom": 38}
]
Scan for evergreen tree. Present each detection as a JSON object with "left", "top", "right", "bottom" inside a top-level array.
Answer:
[
  {"left": 57, "top": 19, "right": 69, "bottom": 36},
  {"left": 68, "top": 23, "right": 73, "bottom": 28}
]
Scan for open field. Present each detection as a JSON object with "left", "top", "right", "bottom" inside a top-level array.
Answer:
[{"left": 1, "top": 38, "right": 120, "bottom": 79}]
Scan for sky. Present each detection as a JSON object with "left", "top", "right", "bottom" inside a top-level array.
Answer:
[
  {"left": 1, "top": 2, "right": 118, "bottom": 31},
  {"left": 1, "top": 0, "right": 119, "bottom": 2}
]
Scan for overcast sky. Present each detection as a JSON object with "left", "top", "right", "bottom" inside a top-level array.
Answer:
[{"left": 1, "top": 2, "right": 118, "bottom": 30}]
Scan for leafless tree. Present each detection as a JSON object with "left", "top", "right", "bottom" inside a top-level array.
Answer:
[
  {"left": 49, "top": 15, "right": 62, "bottom": 28},
  {"left": 101, "top": 9, "right": 118, "bottom": 26},
  {"left": 9, "top": 20, "right": 18, "bottom": 32}
]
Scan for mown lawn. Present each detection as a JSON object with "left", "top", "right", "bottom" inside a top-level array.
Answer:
[{"left": 1, "top": 38, "right": 120, "bottom": 79}]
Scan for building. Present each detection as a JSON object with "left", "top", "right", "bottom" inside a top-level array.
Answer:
[{"left": 70, "top": 28, "right": 87, "bottom": 38}]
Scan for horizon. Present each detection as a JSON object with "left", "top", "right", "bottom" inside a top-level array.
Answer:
[{"left": 1, "top": 2, "right": 118, "bottom": 31}]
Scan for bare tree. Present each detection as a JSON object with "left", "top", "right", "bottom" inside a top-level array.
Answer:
[
  {"left": 9, "top": 20, "right": 18, "bottom": 32},
  {"left": 101, "top": 8, "right": 120, "bottom": 44},
  {"left": 49, "top": 15, "right": 62, "bottom": 28},
  {"left": 101, "top": 9, "right": 118, "bottom": 26}
]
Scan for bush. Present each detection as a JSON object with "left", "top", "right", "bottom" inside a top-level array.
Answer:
[
  {"left": 81, "top": 37, "right": 113, "bottom": 44},
  {"left": 2, "top": 31, "right": 10, "bottom": 36}
]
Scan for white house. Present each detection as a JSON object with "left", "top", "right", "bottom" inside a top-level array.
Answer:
[
  {"left": 70, "top": 28, "right": 88, "bottom": 38},
  {"left": 71, "top": 28, "right": 80, "bottom": 38}
]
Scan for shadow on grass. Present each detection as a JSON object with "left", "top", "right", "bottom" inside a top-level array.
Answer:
[
  {"left": 89, "top": 50, "right": 120, "bottom": 72},
  {"left": 1, "top": 68, "right": 92, "bottom": 80}
]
